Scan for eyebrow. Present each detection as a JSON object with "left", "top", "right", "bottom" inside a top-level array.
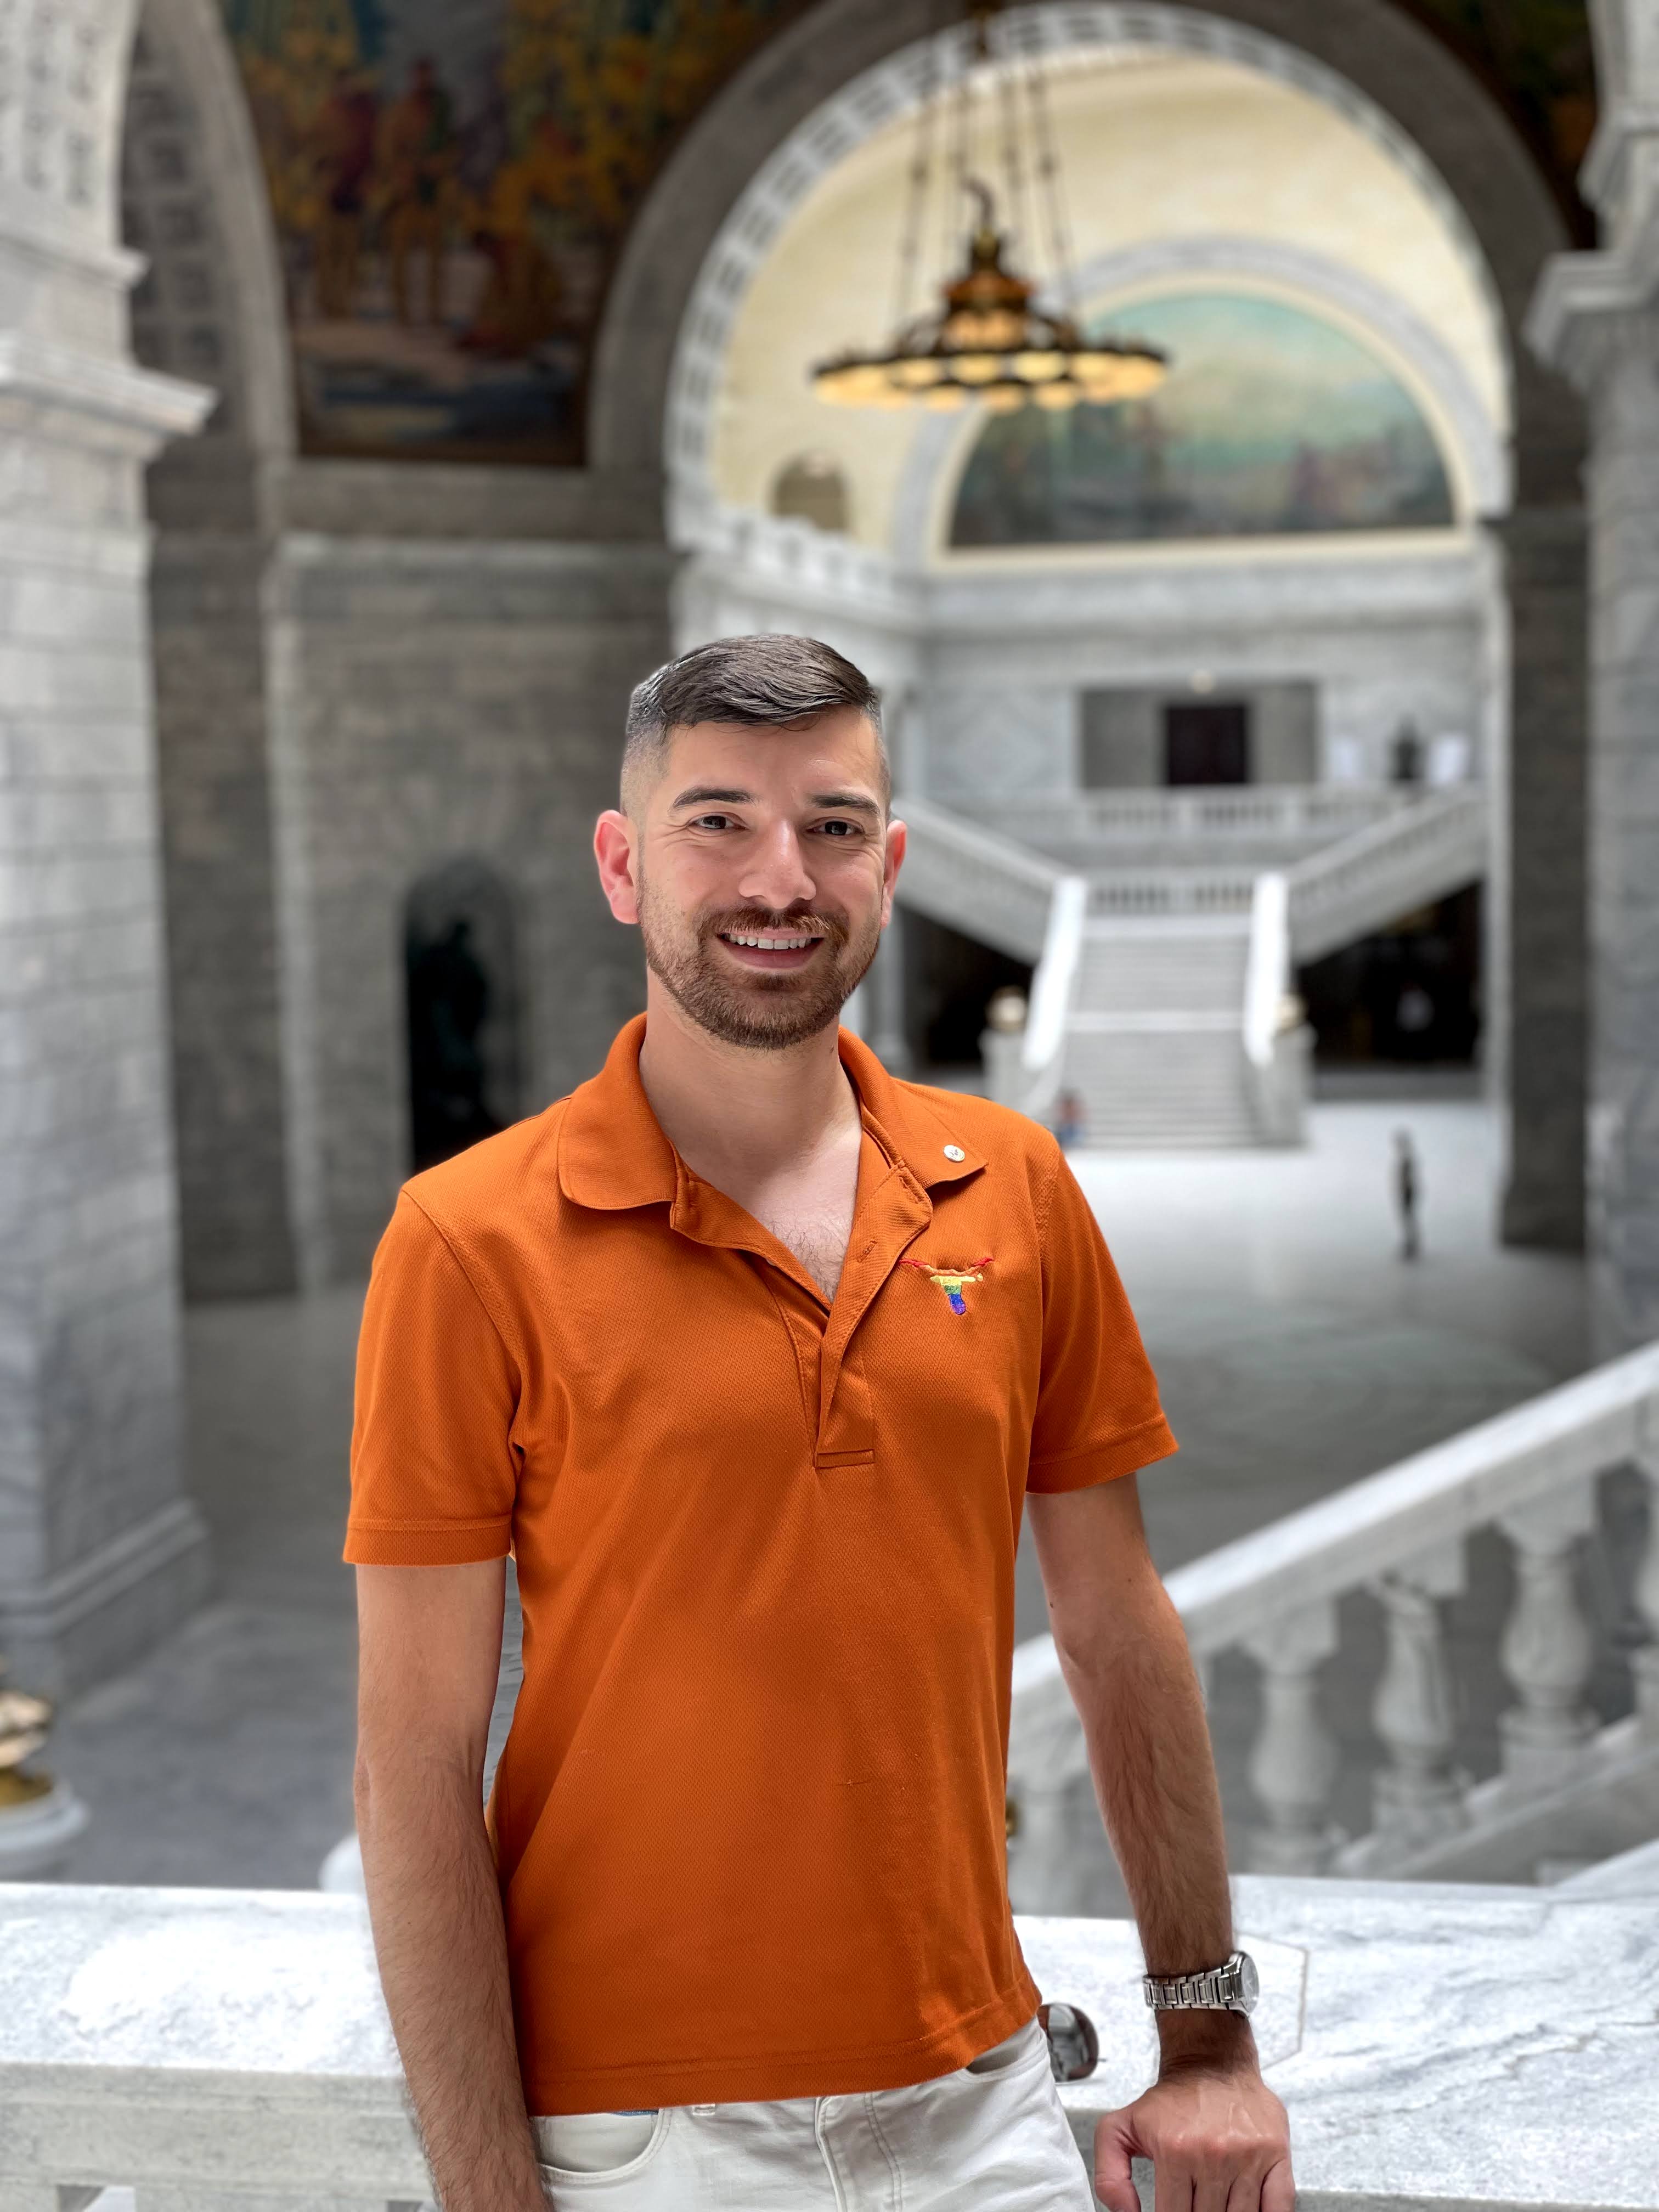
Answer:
[{"left": 669, "top": 786, "right": 883, "bottom": 817}]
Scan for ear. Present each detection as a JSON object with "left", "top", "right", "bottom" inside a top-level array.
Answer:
[
  {"left": 880, "top": 816, "right": 907, "bottom": 930},
  {"left": 594, "top": 810, "right": 641, "bottom": 924}
]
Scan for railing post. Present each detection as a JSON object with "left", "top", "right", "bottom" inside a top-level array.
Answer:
[
  {"left": 1631, "top": 1448, "right": 1659, "bottom": 1742},
  {"left": 1358, "top": 1542, "right": 1468, "bottom": 1863},
  {"left": 1242, "top": 1600, "right": 1341, "bottom": 1874},
  {"left": 1496, "top": 1484, "right": 1598, "bottom": 1794}
]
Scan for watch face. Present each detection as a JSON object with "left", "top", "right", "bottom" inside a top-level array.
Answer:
[{"left": 1235, "top": 1953, "right": 1260, "bottom": 2012}]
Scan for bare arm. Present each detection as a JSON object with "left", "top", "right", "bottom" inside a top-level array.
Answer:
[
  {"left": 355, "top": 1560, "right": 544, "bottom": 2212},
  {"left": 1027, "top": 1476, "right": 1292, "bottom": 2212}
]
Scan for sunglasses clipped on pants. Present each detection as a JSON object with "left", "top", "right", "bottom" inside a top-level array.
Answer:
[{"left": 532, "top": 2014, "right": 1099, "bottom": 2209}]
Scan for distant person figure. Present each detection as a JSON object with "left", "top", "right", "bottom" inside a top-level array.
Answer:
[
  {"left": 1054, "top": 1089, "right": 1086, "bottom": 1149},
  {"left": 1393, "top": 1128, "right": 1421, "bottom": 1260},
  {"left": 1389, "top": 718, "right": 1425, "bottom": 787}
]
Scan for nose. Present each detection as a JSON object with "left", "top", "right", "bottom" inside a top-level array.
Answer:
[{"left": 737, "top": 821, "right": 817, "bottom": 912}]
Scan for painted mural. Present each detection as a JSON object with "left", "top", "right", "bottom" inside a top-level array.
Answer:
[
  {"left": 948, "top": 290, "right": 1457, "bottom": 550},
  {"left": 221, "top": 0, "right": 793, "bottom": 460}
]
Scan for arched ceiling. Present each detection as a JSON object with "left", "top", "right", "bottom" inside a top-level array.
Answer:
[
  {"left": 704, "top": 46, "right": 1511, "bottom": 553},
  {"left": 195, "top": 0, "right": 1589, "bottom": 468}
]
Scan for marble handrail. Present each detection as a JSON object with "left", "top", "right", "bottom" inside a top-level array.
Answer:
[
  {"left": 1284, "top": 786, "right": 1486, "bottom": 963},
  {"left": 1011, "top": 1342, "right": 1659, "bottom": 1888},
  {"left": 963, "top": 785, "right": 1413, "bottom": 849},
  {"left": 3, "top": 1880, "right": 1657, "bottom": 2212},
  {"left": 893, "top": 793, "right": 1062, "bottom": 962}
]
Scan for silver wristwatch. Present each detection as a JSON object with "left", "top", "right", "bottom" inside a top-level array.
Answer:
[{"left": 1142, "top": 1949, "right": 1259, "bottom": 2015}]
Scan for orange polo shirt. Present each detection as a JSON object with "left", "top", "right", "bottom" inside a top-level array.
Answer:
[{"left": 346, "top": 1016, "right": 1176, "bottom": 2114}]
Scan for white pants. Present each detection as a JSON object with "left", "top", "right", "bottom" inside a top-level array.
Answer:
[{"left": 533, "top": 2017, "right": 1097, "bottom": 2209}]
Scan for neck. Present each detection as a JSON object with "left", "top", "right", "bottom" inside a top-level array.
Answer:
[{"left": 636, "top": 975, "right": 860, "bottom": 1179}]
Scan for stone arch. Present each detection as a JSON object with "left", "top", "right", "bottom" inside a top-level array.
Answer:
[
  {"left": 120, "top": 0, "right": 293, "bottom": 467},
  {"left": 659, "top": 8, "right": 1515, "bottom": 540},
  {"left": 120, "top": 0, "right": 301, "bottom": 1299},
  {"left": 592, "top": 0, "right": 1577, "bottom": 496},
  {"left": 598, "top": 0, "right": 1588, "bottom": 1250}
]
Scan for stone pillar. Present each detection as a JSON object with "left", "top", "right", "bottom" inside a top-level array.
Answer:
[
  {"left": 1530, "top": 11, "right": 1659, "bottom": 1345},
  {"left": 1576, "top": 315, "right": 1659, "bottom": 1346},
  {"left": 1497, "top": 504, "right": 1588, "bottom": 1250},
  {"left": 0, "top": 1, "right": 213, "bottom": 1688},
  {"left": 866, "top": 903, "right": 911, "bottom": 1074}
]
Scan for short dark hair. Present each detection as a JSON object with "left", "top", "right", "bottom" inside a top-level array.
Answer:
[{"left": 622, "top": 634, "right": 887, "bottom": 813}]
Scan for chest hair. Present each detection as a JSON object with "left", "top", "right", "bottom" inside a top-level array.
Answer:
[{"left": 757, "top": 1192, "right": 857, "bottom": 1302}]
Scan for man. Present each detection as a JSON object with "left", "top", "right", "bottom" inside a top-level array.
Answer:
[{"left": 348, "top": 635, "right": 1293, "bottom": 2210}]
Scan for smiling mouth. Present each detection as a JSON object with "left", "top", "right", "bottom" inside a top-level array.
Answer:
[{"left": 719, "top": 930, "right": 824, "bottom": 954}]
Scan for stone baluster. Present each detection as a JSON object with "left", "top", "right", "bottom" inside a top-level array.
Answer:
[
  {"left": 1350, "top": 1541, "right": 1468, "bottom": 1867},
  {"left": 1496, "top": 1484, "right": 1598, "bottom": 1795},
  {"left": 1242, "top": 1600, "right": 1341, "bottom": 1874},
  {"left": 1631, "top": 1449, "right": 1659, "bottom": 1741}
]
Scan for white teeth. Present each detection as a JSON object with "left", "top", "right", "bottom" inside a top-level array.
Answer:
[{"left": 724, "top": 933, "right": 817, "bottom": 951}]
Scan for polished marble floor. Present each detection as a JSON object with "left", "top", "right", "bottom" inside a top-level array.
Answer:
[{"left": 44, "top": 1098, "right": 1591, "bottom": 1888}]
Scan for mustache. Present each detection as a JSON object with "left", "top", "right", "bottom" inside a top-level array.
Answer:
[{"left": 699, "top": 906, "right": 849, "bottom": 947}]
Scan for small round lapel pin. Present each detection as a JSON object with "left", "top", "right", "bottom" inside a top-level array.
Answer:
[{"left": 943, "top": 1144, "right": 966, "bottom": 1161}]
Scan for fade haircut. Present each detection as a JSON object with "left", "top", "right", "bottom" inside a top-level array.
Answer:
[{"left": 622, "top": 634, "right": 888, "bottom": 817}]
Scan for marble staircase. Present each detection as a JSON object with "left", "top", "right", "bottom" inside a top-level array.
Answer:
[
  {"left": 896, "top": 786, "right": 1487, "bottom": 1146},
  {"left": 1065, "top": 917, "right": 1256, "bottom": 1146}
]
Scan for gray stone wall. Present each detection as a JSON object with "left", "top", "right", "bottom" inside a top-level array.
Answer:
[
  {"left": 148, "top": 529, "right": 297, "bottom": 1296},
  {"left": 0, "top": 0, "right": 215, "bottom": 1690},
  {"left": 265, "top": 533, "right": 671, "bottom": 1285}
]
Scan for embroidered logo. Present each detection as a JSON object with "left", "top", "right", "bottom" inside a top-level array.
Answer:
[{"left": 902, "top": 1254, "right": 992, "bottom": 1316}]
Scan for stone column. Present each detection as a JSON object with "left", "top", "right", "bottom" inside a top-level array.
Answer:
[
  {"left": 1576, "top": 312, "right": 1659, "bottom": 1347},
  {"left": 1497, "top": 503, "right": 1589, "bottom": 1251},
  {"left": 1530, "top": 16, "right": 1659, "bottom": 1346},
  {"left": 0, "top": 1, "right": 213, "bottom": 1688}
]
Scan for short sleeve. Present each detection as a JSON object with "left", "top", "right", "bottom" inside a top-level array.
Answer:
[
  {"left": 1026, "top": 1145, "right": 1177, "bottom": 1493},
  {"left": 345, "top": 1192, "right": 521, "bottom": 1565}
]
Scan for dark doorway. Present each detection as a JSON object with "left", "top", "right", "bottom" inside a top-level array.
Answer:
[
  {"left": 405, "top": 860, "right": 522, "bottom": 1171},
  {"left": 1164, "top": 702, "right": 1251, "bottom": 786},
  {"left": 901, "top": 910, "right": 1033, "bottom": 1075},
  {"left": 1297, "top": 883, "right": 1482, "bottom": 1069}
]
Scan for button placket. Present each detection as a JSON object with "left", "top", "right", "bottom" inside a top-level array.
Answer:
[{"left": 814, "top": 1165, "right": 931, "bottom": 1459}]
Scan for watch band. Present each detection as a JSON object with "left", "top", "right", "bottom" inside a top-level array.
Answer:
[{"left": 1142, "top": 1950, "right": 1255, "bottom": 2013}]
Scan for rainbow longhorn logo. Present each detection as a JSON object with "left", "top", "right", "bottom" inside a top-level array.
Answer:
[{"left": 902, "top": 1254, "right": 992, "bottom": 1316}]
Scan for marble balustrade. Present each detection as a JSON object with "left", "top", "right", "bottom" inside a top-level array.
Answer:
[
  {"left": 1, "top": 1877, "right": 1656, "bottom": 2211},
  {"left": 1009, "top": 1342, "right": 1659, "bottom": 1897}
]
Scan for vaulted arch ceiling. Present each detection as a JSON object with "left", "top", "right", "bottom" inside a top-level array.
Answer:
[
  {"left": 182, "top": 0, "right": 1589, "bottom": 472},
  {"left": 595, "top": 0, "right": 1585, "bottom": 504},
  {"left": 685, "top": 33, "right": 1513, "bottom": 553}
]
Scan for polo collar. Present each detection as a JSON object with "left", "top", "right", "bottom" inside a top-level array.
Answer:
[{"left": 557, "top": 1015, "right": 986, "bottom": 1211}]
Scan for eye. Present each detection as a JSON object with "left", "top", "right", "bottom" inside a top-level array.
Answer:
[
  {"left": 686, "top": 812, "right": 740, "bottom": 831},
  {"left": 813, "top": 819, "right": 864, "bottom": 838}
]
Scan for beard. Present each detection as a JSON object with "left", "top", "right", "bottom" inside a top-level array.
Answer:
[{"left": 637, "top": 875, "right": 882, "bottom": 1052}]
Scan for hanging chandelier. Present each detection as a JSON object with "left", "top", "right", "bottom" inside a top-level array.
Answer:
[{"left": 812, "top": 4, "right": 1168, "bottom": 414}]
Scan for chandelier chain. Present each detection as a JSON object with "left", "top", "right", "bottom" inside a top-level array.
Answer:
[
  {"left": 1027, "top": 59, "right": 1076, "bottom": 319},
  {"left": 893, "top": 35, "right": 943, "bottom": 334}
]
